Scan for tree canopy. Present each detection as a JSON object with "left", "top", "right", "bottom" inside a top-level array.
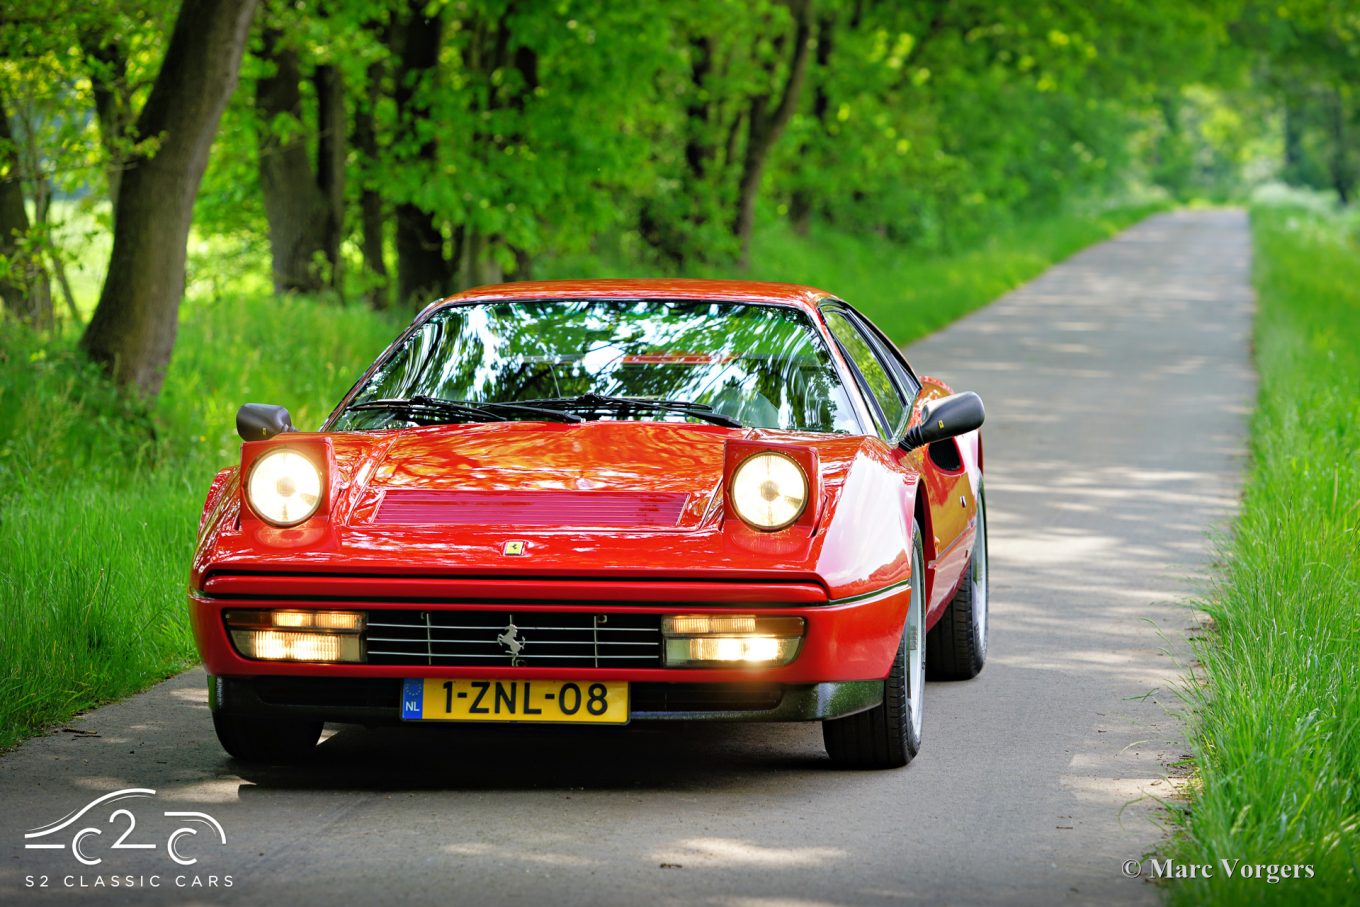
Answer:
[{"left": 0, "top": 0, "right": 1354, "bottom": 397}]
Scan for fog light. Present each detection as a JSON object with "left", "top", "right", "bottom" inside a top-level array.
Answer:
[
  {"left": 662, "top": 614, "right": 804, "bottom": 667},
  {"left": 225, "top": 610, "right": 365, "bottom": 663}
]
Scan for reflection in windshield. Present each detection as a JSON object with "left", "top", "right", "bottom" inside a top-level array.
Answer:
[{"left": 331, "top": 299, "right": 860, "bottom": 433}]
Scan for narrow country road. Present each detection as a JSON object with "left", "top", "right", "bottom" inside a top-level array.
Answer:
[{"left": 0, "top": 210, "right": 1254, "bottom": 906}]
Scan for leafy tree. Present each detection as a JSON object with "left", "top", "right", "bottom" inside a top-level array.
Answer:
[{"left": 81, "top": 0, "right": 259, "bottom": 396}]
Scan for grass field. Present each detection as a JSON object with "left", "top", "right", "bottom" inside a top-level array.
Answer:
[
  {"left": 1164, "top": 195, "right": 1359, "bottom": 903},
  {"left": 0, "top": 198, "right": 1162, "bottom": 749}
]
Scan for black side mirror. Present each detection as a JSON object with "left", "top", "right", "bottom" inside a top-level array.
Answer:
[
  {"left": 901, "top": 392, "right": 985, "bottom": 450},
  {"left": 236, "top": 403, "right": 296, "bottom": 441}
]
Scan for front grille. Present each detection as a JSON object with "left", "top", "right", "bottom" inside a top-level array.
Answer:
[{"left": 364, "top": 610, "right": 662, "bottom": 668}]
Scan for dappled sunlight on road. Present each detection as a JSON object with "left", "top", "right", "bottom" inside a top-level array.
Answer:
[
  {"left": 652, "top": 838, "right": 845, "bottom": 868},
  {"left": 0, "top": 211, "right": 1254, "bottom": 907}
]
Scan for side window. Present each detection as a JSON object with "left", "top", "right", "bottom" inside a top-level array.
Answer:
[
  {"left": 823, "top": 309, "right": 909, "bottom": 439},
  {"left": 848, "top": 308, "right": 920, "bottom": 398}
]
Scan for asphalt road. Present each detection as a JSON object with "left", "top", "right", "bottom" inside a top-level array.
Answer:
[{"left": 1, "top": 210, "right": 1255, "bottom": 907}]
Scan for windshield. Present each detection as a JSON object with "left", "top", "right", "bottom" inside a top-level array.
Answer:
[{"left": 330, "top": 299, "right": 860, "bottom": 433}]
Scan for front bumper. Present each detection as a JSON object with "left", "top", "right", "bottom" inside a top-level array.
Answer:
[
  {"left": 190, "top": 573, "right": 911, "bottom": 719},
  {"left": 209, "top": 675, "right": 884, "bottom": 723}
]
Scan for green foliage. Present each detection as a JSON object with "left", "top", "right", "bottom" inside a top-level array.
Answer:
[
  {"left": 1232, "top": 1, "right": 1360, "bottom": 201},
  {"left": 1164, "top": 190, "right": 1360, "bottom": 904},
  {"left": 0, "top": 279, "right": 399, "bottom": 748}
]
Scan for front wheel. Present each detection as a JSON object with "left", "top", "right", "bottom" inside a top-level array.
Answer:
[
  {"left": 822, "top": 522, "right": 926, "bottom": 769},
  {"left": 212, "top": 712, "right": 322, "bottom": 764},
  {"left": 927, "top": 482, "right": 989, "bottom": 680}
]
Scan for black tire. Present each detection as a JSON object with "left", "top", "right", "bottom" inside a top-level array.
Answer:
[
  {"left": 822, "top": 523, "right": 925, "bottom": 769},
  {"left": 927, "top": 482, "right": 988, "bottom": 680},
  {"left": 212, "top": 712, "right": 323, "bottom": 764}
]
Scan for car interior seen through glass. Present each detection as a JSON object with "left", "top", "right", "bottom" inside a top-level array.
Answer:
[{"left": 331, "top": 299, "right": 862, "bottom": 434}]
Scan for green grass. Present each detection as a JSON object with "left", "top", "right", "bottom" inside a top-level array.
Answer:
[
  {"left": 0, "top": 200, "right": 1163, "bottom": 749},
  {"left": 1164, "top": 193, "right": 1360, "bottom": 903},
  {"left": 0, "top": 295, "right": 401, "bottom": 748}
]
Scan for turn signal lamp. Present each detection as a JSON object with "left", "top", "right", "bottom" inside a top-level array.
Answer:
[
  {"left": 662, "top": 614, "right": 804, "bottom": 667},
  {"left": 225, "top": 610, "right": 365, "bottom": 663}
]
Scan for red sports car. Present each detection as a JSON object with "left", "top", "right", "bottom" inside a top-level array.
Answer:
[{"left": 192, "top": 279, "right": 988, "bottom": 769}]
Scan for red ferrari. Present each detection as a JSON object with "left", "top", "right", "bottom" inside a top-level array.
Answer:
[{"left": 192, "top": 279, "right": 988, "bottom": 769}]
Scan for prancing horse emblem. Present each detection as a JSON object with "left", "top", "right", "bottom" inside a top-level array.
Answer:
[{"left": 497, "top": 622, "right": 527, "bottom": 665}]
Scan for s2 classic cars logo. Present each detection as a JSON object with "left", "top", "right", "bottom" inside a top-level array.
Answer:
[{"left": 24, "top": 788, "right": 227, "bottom": 867}]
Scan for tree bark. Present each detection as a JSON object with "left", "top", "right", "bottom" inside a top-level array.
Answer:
[
  {"left": 80, "top": 0, "right": 258, "bottom": 398},
  {"left": 789, "top": 10, "right": 835, "bottom": 235},
  {"left": 0, "top": 92, "right": 52, "bottom": 328},
  {"left": 392, "top": 3, "right": 453, "bottom": 307},
  {"left": 256, "top": 28, "right": 331, "bottom": 294},
  {"left": 1325, "top": 86, "right": 1353, "bottom": 205},
  {"left": 80, "top": 31, "right": 130, "bottom": 206},
  {"left": 315, "top": 63, "right": 345, "bottom": 289},
  {"left": 734, "top": 0, "right": 814, "bottom": 268},
  {"left": 355, "top": 60, "right": 389, "bottom": 308},
  {"left": 1282, "top": 92, "right": 1303, "bottom": 185}
]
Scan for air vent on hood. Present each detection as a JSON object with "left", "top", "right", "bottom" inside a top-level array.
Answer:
[{"left": 373, "top": 489, "right": 689, "bottom": 528}]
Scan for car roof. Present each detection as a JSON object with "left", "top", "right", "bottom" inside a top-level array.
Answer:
[{"left": 426, "top": 279, "right": 834, "bottom": 317}]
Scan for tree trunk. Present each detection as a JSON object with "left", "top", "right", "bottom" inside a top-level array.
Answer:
[
  {"left": 315, "top": 63, "right": 345, "bottom": 290},
  {"left": 256, "top": 28, "right": 330, "bottom": 294},
  {"left": 80, "top": 31, "right": 131, "bottom": 206},
  {"left": 80, "top": 0, "right": 258, "bottom": 398},
  {"left": 0, "top": 92, "right": 52, "bottom": 327},
  {"left": 392, "top": 3, "right": 453, "bottom": 307},
  {"left": 684, "top": 36, "right": 713, "bottom": 183},
  {"left": 1326, "top": 87, "right": 1353, "bottom": 205},
  {"left": 355, "top": 61, "right": 389, "bottom": 308},
  {"left": 734, "top": 0, "right": 814, "bottom": 268},
  {"left": 1282, "top": 92, "right": 1303, "bottom": 185},
  {"left": 789, "top": 10, "right": 835, "bottom": 236}
]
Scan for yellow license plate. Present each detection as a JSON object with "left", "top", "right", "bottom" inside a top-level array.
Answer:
[{"left": 400, "top": 678, "right": 629, "bottom": 724}]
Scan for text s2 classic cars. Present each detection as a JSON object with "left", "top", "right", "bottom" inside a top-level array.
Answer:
[{"left": 192, "top": 279, "right": 988, "bottom": 769}]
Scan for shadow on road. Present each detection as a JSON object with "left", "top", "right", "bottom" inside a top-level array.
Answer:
[{"left": 232, "top": 720, "right": 839, "bottom": 794}]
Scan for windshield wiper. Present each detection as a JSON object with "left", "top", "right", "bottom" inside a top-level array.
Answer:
[
  {"left": 511, "top": 393, "right": 743, "bottom": 428},
  {"left": 345, "top": 395, "right": 584, "bottom": 424},
  {"left": 344, "top": 396, "right": 506, "bottom": 423}
]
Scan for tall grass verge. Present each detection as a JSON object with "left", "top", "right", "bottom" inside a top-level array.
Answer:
[
  {"left": 0, "top": 294, "right": 400, "bottom": 748},
  {"left": 0, "top": 202, "right": 1163, "bottom": 749},
  {"left": 1164, "top": 192, "right": 1359, "bottom": 903}
]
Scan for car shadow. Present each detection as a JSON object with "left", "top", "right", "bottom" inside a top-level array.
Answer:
[{"left": 231, "top": 719, "right": 842, "bottom": 794}]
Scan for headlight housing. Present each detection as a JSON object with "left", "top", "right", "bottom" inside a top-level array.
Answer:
[
  {"left": 246, "top": 449, "right": 323, "bottom": 526},
  {"left": 728, "top": 451, "right": 809, "bottom": 530}
]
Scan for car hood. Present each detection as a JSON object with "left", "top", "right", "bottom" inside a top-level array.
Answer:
[
  {"left": 196, "top": 420, "right": 911, "bottom": 597},
  {"left": 339, "top": 420, "right": 743, "bottom": 530}
]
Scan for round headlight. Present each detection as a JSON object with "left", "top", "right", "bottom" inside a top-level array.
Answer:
[
  {"left": 247, "top": 449, "right": 323, "bottom": 526},
  {"left": 729, "top": 451, "right": 808, "bottom": 531}
]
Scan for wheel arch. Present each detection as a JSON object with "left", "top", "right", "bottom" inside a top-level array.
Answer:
[{"left": 910, "top": 476, "right": 939, "bottom": 623}]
